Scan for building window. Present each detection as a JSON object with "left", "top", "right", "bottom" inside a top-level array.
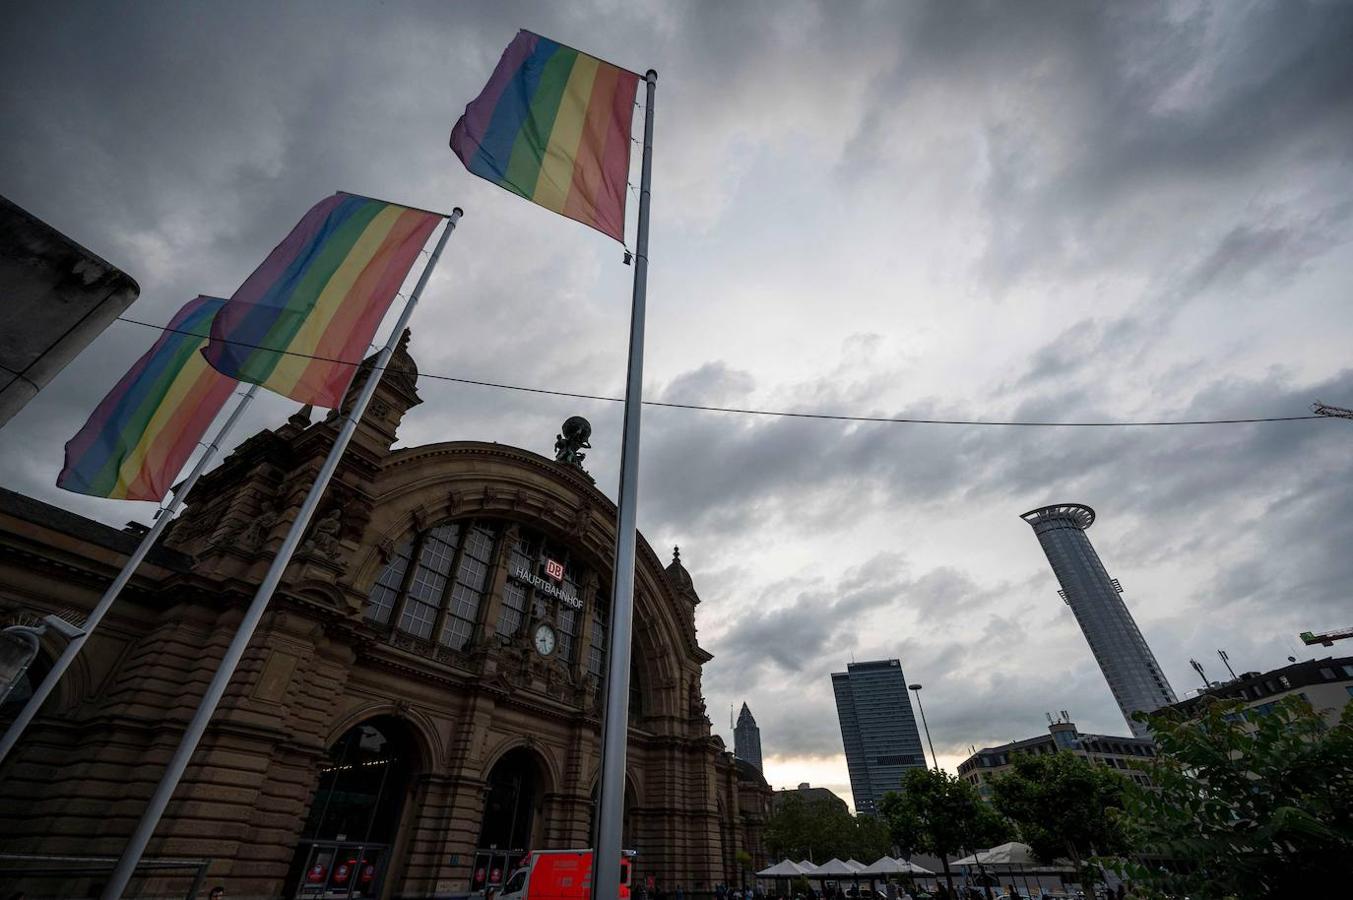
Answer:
[
  {"left": 366, "top": 539, "right": 413, "bottom": 625},
  {"left": 500, "top": 527, "right": 596, "bottom": 665},
  {"left": 497, "top": 536, "right": 533, "bottom": 638},
  {"left": 364, "top": 519, "right": 501, "bottom": 650},
  {"left": 441, "top": 523, "right": 497, "bottom": 650},
  {"left": 400, "top": 523, "right": 460, "bottom": 639},
  {"left": 588, "top": 593, "right": 608, "bottom": 679}
]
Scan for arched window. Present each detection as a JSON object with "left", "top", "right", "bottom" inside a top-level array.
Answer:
[
  {"left": 364, "top": 520, "right": 499, "bottom": 650},
  {"left": 494, "top": 527, "right": 598, "bottom": 665}
]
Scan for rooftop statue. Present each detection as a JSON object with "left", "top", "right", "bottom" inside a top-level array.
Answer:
[{"left": 554, "top": 416, "right": 592, "bottom": 470}]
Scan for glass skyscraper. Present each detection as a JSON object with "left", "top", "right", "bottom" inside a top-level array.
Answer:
[
  {"left": 734, "top": 702, "right": 763, "bottom": 772},
  {"left": 1020, "top": 503, "right": 1177, "bottom": 738},
  {"left": 831, "top": 659, "right": 926, "bottom": 815}
]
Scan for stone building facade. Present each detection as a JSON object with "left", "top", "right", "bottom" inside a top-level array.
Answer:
[{"left": 0, "top": 336, "right": 770, "bottom": 898}]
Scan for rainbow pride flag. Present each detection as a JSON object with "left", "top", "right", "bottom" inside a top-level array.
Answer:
[
  {"left": 203, "top": 193, "right": 442, "bottom": 407},
  {"left": 451, "top": 30, "right": 639, "bottom": 242},
  {"left": 59, "top": 296, "right": 237, "bottom": 501}
]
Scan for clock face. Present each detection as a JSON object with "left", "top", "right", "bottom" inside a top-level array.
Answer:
[{"left": 534, "top": 624, "right": 556, "bottom": 657}]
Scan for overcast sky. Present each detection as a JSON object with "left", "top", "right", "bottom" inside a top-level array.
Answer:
[{"left": 3, "top": 1, "right": 1352, "bottom": 808}]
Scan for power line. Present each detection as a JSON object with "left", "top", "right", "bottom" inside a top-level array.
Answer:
[{"left": 115, "top": 315, "right": 1334, "bottom": 428}]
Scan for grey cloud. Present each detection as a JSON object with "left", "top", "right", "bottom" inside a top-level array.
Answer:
[{"left": 3, "top": 1, "right": 1352, "bottom": 772}]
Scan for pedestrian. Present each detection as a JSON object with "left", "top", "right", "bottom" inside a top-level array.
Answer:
[
  {"left": 677, "top": 886, "right": 686, "bottom": 900},
  {"left": 208, "top": 889, "right": 225, "bottom": 900}
]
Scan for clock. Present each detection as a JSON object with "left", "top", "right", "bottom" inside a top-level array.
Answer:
[{"left": 533, "top": 623, "right": 557, "bottom": 657}]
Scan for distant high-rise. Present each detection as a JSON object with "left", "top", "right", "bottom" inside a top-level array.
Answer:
[
  {"left": 831, "top": 659, "right": 926, "bottom": 815},
  {"left": 1020, "top": 504, "right": 1177, "bottom": 739},
  {"left": 734, "top": 702, "right": 763, "bottom": 772}
]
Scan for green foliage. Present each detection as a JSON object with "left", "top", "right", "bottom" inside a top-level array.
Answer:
[
  {"left": 988, "top": 749, "right": 1128, "bottom": 890},
  {"left": 765, "top": 795, "right": 892, "bottom": 864},
  {"left": 1111, "top": 695, "right": 1353, "bottom": 899},
  {"left": 878, "top": 768, "right": 1012, "bottom": 893}
]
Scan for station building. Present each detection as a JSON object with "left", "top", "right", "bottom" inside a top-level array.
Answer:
[{"left": 0, "top": 334, "right": 770, "bottom": 898}]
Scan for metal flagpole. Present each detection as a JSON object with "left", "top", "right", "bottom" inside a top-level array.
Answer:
[
  {"left": 0, "top": 382, "right": 261, "bottom": 769},
  {"left": 591, "top": 69, "right": 656, "bottom": 900},
  {"left": 100, "top": 208, "right": 463, "bottom": 898}
]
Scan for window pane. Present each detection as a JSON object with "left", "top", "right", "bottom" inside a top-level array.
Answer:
[
  {"left": 498, "top": 581, "right": 528, "bottom": 637},
  {"left": 364, "top": 539, "right": 413, "bottom": 624},
  {"left": 400, "top": 598, "right": 437, "bottom": 639},
  {"left": 439, "top": 523, "right": 498, "bottom": 649}
]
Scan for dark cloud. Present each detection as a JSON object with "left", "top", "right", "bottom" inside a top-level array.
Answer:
[{"left": 2, "top": 1, "right": 1351, "bottom": 780}]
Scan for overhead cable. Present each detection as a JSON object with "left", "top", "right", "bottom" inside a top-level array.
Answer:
[{"left": 114, "top": 316, "right": 1333, "bottom": 428}]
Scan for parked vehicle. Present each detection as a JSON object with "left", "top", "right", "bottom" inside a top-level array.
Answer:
[{"left": 498, "top": 849, "right": 635, "bottom": 900}]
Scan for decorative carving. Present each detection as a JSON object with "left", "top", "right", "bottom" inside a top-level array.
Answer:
[
  {"left": 446, "top": 490, "right": 461, "bottom": 517},
  {"left": 240, "top": 495, "right": 284, "bottom": 550},
  {"left": 553, "top": 416, "right": 592, "bottom": 469},
  {"left": 376, "top": 536, "right": 396, "bottom": 563},
  {"left": 569, "top": 502, "right": 592, "bottom": 538},
  {"left": 480, "top": 485, "right": 498, "bottom": 508},
  {"left": 411, "top": 505, "right": 429, "bottom": 533},
  {"left": 302, "top": 507, "right": 344, "bottom": 560},
  {"left": 288, "top": 404, "right": 313, "bottom": 429}
]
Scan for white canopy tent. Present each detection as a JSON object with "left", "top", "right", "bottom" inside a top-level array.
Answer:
[
  {"left": 952, "top": 842, "right": 1075, "bottom": 897},
  {"left": 757, "top": 860, "right": 811, "bottom": 878},
  {"left": 808, "top": 859, "right": 861, "bottom": 877},
  {"left": 952, "top": 842, "right": 1071, "bottom": 870}
]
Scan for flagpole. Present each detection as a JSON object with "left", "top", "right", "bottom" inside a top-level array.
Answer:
[
  {"left": 592, "top": 69, "right": 656, "bottom": 900},
  {"left": 0, "top": 382, "right": 261, "bottom": 769},
  {"left": 100, "top": 208, "right": 463, "bottom": 899}
]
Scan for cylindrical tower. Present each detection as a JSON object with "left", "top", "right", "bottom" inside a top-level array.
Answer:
[{"left": 1020, "top": 504, "right": 1176, "bottom": 738}]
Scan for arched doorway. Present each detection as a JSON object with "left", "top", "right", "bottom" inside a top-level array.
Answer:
[
  {"left": 283, "top": 716, "right": 419, "bottom": 899},
  {"left": 471, "top": 746, "right": 551, "bottom": 893}
]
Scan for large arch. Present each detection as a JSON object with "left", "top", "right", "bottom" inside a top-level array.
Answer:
[
  {"left": 350, "top": 442, "right": 700, "bottom": 669},
  {"left": 281, "top": 715, "right": 424, "bottom": 900},
  {"left": 469, "top": 742, "right": 557, "bottom": 894}
]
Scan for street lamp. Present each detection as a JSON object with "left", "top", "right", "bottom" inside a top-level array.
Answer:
[{"left": 908, "top": 683, "right": 939, "bottom": 771}]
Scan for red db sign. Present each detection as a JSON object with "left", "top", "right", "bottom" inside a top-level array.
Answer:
[{"left": 545, "top": 558, "right": 565, "bottom": 581}]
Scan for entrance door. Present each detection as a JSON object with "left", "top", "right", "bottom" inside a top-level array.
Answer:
[
  {"left": 284, "top": 717, "right": 416, "bottom": 899},
  {"left": 473, "top": 747, "right": 551, "bottom": 891},
  {"left": 295, "top": 842, "right": 388, "bottom": 899},
  {"left": 469, "top": 849, "right": 529, "bottom": 894}
]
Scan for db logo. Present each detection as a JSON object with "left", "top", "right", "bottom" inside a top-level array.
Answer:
[{"left": 544, "top": 558, "right": 565, "bottom": 581}]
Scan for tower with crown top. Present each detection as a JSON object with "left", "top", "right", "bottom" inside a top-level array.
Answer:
[{"left": 734, "top": 701, "right": 763, "bottom": 773}]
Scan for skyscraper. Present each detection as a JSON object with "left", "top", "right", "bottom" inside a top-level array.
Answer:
[
  {"left": 831, "top": 659, "right": 926, "bottom": 815},
  {"left": 734, "top": 702, "right": 763, "bottom": 773},
  {"left": 1020, "top": 503, "right": 1177, "bottom": 739}
]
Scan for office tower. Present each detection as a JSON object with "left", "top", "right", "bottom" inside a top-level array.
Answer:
[
  {"left": 831, "top": 659, "right": 926, "bottom": 815},
  {"left": 1020, "top": 503, "right": 1177, "bottom": 738},
  {"left": 734, "top": 702, "right": 763, "bottom": 773}
]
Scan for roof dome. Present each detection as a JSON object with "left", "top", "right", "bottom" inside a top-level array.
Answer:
[{"left": 664, "top": 546, "right": 700, "bottom": 604}]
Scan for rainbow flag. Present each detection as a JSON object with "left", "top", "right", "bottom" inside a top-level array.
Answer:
[
  {"left": 451, "top": 30, "right": 639, "bottom": 242},
  {"left": 203, "top": 192, "right": 443, "bottom": 407},
  {"left": 59, "top": 296, "right": 237, "bottom": 501}
]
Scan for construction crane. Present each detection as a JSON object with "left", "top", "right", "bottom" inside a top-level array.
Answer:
[
  {"left": 1300, "top": 626, "right": 1353, "bottom": 647},
  {"left": 1312, "top": 401, "right": 1353, "bottom": 420}
]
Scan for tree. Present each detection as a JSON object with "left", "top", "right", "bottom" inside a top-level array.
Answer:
[
  {"left": 989, "top": 750, "right": 1128, "bottom": 893},
  {"left": 735, "top": 849, "right": 754, "bottom": 889},
  {"left": 1111, "top": 695, "right": 1353, "bottom": 899},
  {"left": 766, "top": 795, "right": 891, "bottom": 864},
  {"left": 879, "top": 767, "right": 1011, "bottom": 896}
]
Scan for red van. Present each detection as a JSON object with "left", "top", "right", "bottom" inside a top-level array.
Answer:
[{"left": 497, "top": 850, "right": 634, "bottom": 900}]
